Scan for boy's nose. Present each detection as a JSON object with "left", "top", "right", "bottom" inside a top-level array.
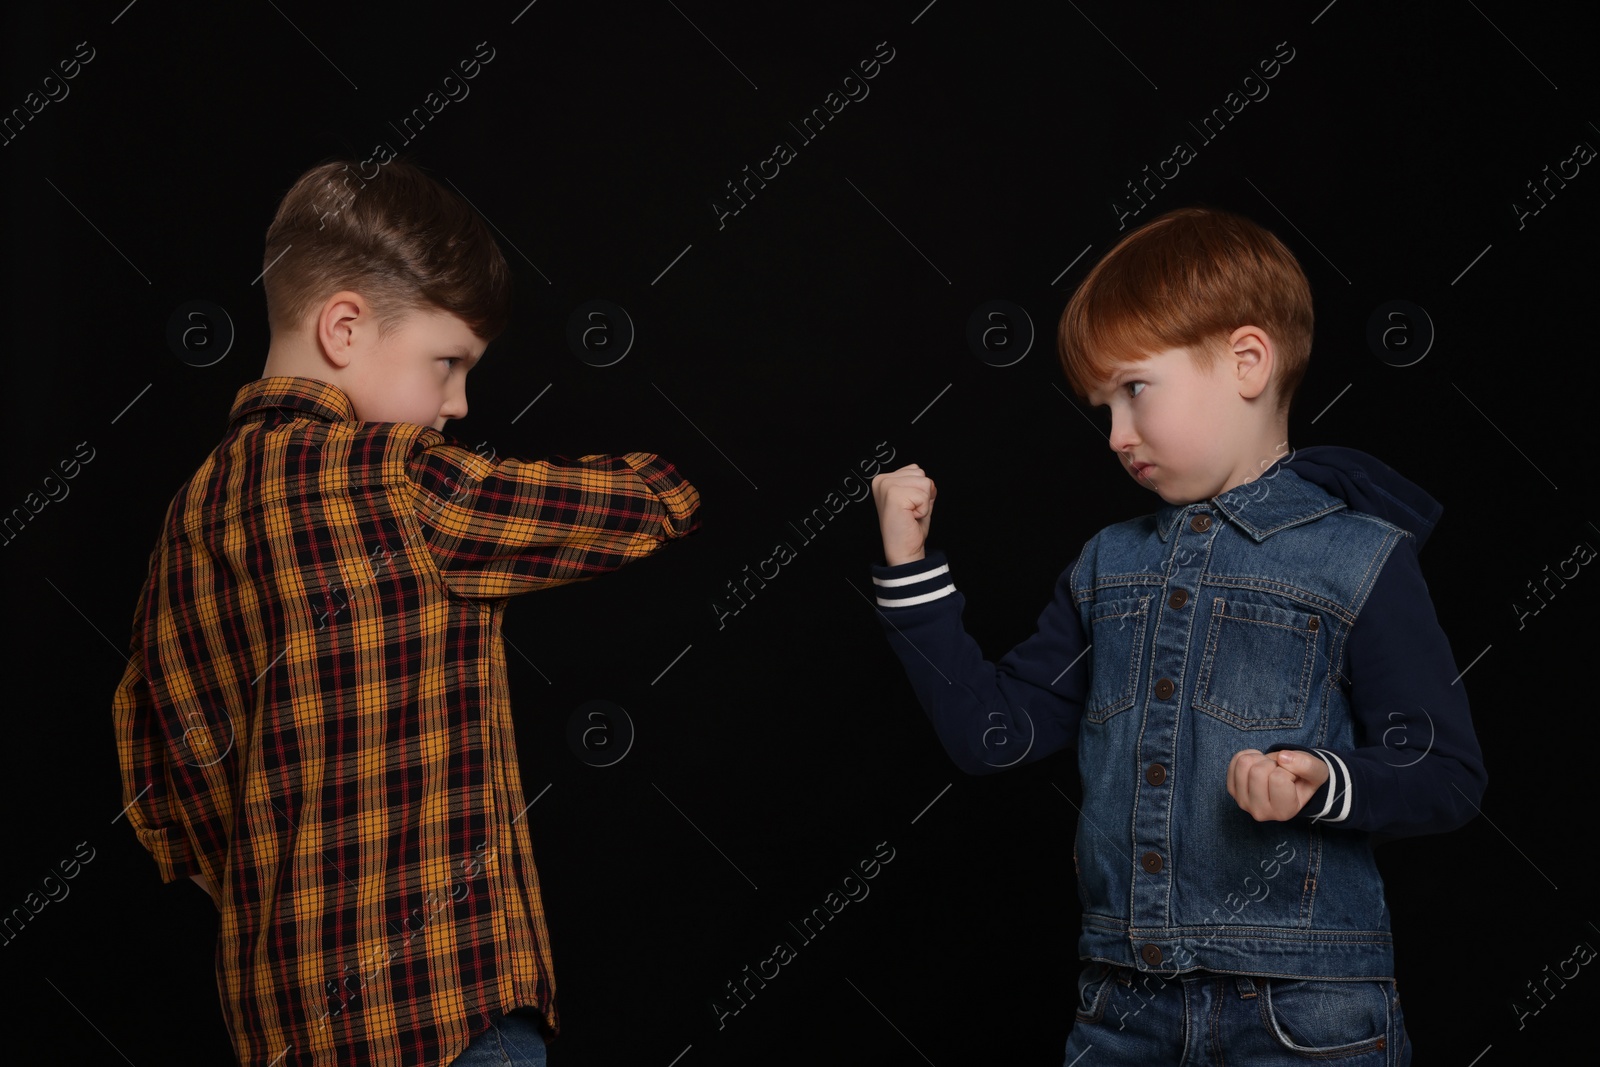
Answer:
[
  {"left": 1108, "top": 413, "right": 1138, "bottom": 452},
  {"left": 439, "top": 387, "right": 468, "bottom": 422}
]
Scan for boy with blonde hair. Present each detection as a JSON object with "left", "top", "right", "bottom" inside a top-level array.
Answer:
[
  {"left": 870, "top": 206, "right": 1484, "bottom": 1064},
  {"left": 112, "top": 157, "right": 700, "bottom": 1066}
]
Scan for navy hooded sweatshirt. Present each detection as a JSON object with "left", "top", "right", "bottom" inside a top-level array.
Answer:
[{"left": 869, "top": 445, "right": 1487, "bottom": 838}]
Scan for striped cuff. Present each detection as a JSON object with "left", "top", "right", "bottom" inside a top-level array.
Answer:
[
  {"left": 871, "top": 551, "right": 956, "bottom": 608},
  {"left": 1306, "top": 748, "right": 1353, "bottom": 823}
]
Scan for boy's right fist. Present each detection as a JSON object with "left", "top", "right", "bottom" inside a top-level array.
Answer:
[{"left": 872, "top": 463, "right": 936, "bottom": 567}]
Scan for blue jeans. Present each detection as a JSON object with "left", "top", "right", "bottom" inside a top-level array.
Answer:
[
  {"left": 450, "top": 1009, "right": 549, "bottom": 1067},
  {"left": 1063, "top": 963, "right": 1411, "bottom": 1065}
]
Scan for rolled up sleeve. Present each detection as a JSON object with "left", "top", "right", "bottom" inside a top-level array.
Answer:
[{"left": 408, "top": 442, "right": 702, "bottom": 599}]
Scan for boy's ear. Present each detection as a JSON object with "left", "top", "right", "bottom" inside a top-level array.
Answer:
[
  {"left": 1230, "top": 326, "right": 1274, "bottom": 401},
  {"left": 317, "top": 291, "right": 371, "bottom": 369}
]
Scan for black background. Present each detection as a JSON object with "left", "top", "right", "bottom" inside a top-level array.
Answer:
[{"left": 2, "top": 1, "right": 1595, "bottom": 1063}]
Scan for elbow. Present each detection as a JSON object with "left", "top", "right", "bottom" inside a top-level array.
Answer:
[
  {"left": 946, "top": 740, "right": 1014, "bottom": 777},
  {"left": 938, "top": 738, "right": 993, "bottom": 776},
  {"left": 1451, "top": 762, "right": 1489, "bottom": 830},
  {"left": 1416, "top": 759, "right": 1488, "bottom": 835}
]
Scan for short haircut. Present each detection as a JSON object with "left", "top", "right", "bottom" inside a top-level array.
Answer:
[
  {"left": 1058, "top": 206, "right": 1313, "bottom": 418},
  {"left": 261, "top": 156, "right": 512, "bottom": 344}
]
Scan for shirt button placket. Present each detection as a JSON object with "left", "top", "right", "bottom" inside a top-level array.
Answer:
[{"left": 1132, "top": 507, "right": 1213, "bottom": 968}]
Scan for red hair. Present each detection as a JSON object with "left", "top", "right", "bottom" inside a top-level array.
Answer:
[{"left": 1058, "top": 206, "right": 1313, "bottom": 416}]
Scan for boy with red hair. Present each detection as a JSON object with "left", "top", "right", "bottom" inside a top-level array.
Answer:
[{"left": 871, "top": 206, "right": 1484, "bottom": 1064}]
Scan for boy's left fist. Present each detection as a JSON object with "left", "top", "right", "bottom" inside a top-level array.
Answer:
[{"left": 1226, "top": 749, "right": 1330, "bottom": 822}]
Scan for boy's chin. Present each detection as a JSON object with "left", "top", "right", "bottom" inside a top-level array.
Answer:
[{"left": 1154, "top": 486, "right": 1204, "bottom": 506}]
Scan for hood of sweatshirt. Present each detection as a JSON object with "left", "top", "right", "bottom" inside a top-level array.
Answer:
[{"left": 1281, "top": 445, "right": 1442, "bottom": 552}]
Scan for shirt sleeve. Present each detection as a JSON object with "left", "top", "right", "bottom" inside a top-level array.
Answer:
[
  {"left": 110, "top": 547, "right": 203, "bottom": 884},
  {"left": 1269, "top": 543, "right": 1487, "bottom": 837},
  {"left": 871, "top": 548, "right": 1089, "bottom": 774},
  {"left": 407, "top": 442, "right": 702, "bottom": 599}
]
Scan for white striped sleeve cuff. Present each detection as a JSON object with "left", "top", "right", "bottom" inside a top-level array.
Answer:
[
  {"left": 1306, "top": 748, "right": 1353, "bottom": 823},
  {"left": 871, "top": 556, "right": 956, "bottom": 608}
]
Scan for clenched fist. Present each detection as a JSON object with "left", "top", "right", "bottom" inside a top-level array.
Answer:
[
  {"left": 872, "top": 464, "right": 937, "bottom": 567},
  {"left": 1227, "top": 748, "right": 1331, "bottom": 822}
]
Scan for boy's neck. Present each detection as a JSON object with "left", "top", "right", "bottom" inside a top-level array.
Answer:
[{"left": 1218, "top": 423, "right": 1294, "bottom": 497}]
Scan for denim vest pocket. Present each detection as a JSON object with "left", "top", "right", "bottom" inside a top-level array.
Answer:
[
  {"left": 1086, "top": 594, "right": 1150, "bottom": 724},
  {"left": 1194, "top": 597, "right": 1319, "bottom": 730}
]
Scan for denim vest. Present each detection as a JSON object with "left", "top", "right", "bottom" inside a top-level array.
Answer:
[{"left": 1067, "top": 466, "right": 1410, "bottom": 979}]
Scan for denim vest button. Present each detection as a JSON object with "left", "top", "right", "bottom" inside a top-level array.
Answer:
[
  {"left": 1141, "top": 851, "right": 1163, "bottom": 873},
  {"left": 1190, "top": 514, "right": 1211, "bottom": 532},
  {"left": 1145, "top": 763, "right": 1167, "bottom": 785},
  {"left": 1141, "top": 944, "right": 1163, "bottom": 966},
  {"left": 1168, "top": 589, "right": 1188, "bottom": 608},
  {"left": 1154, "top": 677, "right": 1175, "bottom": 699}
]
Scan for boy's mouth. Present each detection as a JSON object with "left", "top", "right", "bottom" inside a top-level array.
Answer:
[{"left": 1131, "top": 461, "right": 1153, "bottom": 480}]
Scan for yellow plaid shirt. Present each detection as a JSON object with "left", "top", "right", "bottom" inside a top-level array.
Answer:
[{"left": 111, "top": 376, "right": 700, "bottom": 1065}]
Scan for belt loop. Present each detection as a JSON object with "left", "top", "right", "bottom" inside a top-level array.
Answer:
[{"left": 1235, "top": 975, "right": 1262, "bottom": 998}]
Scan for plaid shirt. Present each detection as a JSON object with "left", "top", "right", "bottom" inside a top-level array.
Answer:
[{"left": 111, "top": 376, "right": 700, "bottom": 1065}]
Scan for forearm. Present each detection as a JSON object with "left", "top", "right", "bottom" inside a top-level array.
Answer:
[
  {"left": 872, "top": 551, "right": 1086, "bottom": 774},
  {"left": 413, "top": 445, "right": 703, "bottom": 595}
]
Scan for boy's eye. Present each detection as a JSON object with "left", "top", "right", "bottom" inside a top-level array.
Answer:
[{"left": 1126, "top": 381, "right": 1145, "bottom": 398}]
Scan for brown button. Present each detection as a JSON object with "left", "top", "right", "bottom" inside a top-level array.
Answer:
[
  {"left": 1308, "top": 616, "right": 1319, "bottom": 632},
  {"left": 1141, "top": 944, "right": 1163, "bottom": 966},
  {"left": 1190, "top": 514, "right": 1211, "bottom": 532},
  {"left": 1145, "top": 763, "right": 1167, "bottom": 786},
  {"left": 1376, "top": 1038, "right": 1386, "bottom": 1051},
  {"left": 1141, "top": 851, "right": 1163, "bottom": 873},
  {"left": 1154, "top": 677, "right": 1175, "bottom": 700},
  {"left": 1168, "top": 589, "right": 1188, "bottom": 609}
]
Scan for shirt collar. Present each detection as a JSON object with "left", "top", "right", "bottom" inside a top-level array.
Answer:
[
  {"left": 1153, "top": 461, "right": 1346, "bottom": 543},
  {"left": 228, "top": 376, "right": 359, "bottom": 427}
]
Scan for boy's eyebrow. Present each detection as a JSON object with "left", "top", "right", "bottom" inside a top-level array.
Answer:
[
  {"left": 1088, "top": 369, "right": 1130, "bottom": 406},
  {"left": 1093, "top": 363, "right": 1157, "bottom": 407}
]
